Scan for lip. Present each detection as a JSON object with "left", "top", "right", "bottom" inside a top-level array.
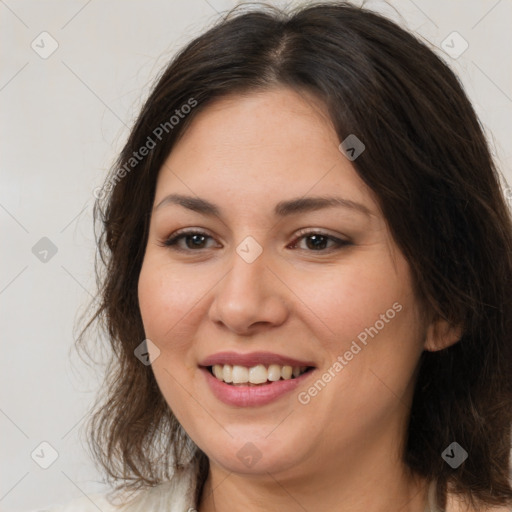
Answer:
[
  {"left": 201, "top": 366, "right": 315, "bottom": 407},
  {"left": 199, "top": 351, "right": 316, "bottom": 368}
]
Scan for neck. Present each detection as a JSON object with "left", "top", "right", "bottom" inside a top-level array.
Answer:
[{"left": 197, "top": 435, "right": 431, "bottom": 512}]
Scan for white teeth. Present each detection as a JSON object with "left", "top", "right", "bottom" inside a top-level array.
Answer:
[
  {"left": 232, "top": 365, "right": 249, "bottom": 383},
  {"left": 222, "top": 364, "right": 233, "bottom": 383},
  {"left": 267, "top": 364, "right": 282, "bottom": 381},
  {"left": 249, "top": 364, "right": 268, "bottom": 384},
  {"left": 281, "top": 365, "right": 293, "bottom": 379},
  {"left": 210, "top": 363, "right": 309, "bottom": 385},
  {"left": 213, "top": 364, "right": 223, "bottom": 380}
]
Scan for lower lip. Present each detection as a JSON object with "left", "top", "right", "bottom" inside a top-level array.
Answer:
[{"left": 201, "top": 367, "right": 314, "bottom": 407}]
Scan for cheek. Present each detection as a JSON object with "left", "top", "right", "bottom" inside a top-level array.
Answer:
[
  {"left": 137, "top": 257, "right": 198, "bottom": 349},
  {"left": 138, "top": 258, "right": 200, "bottom": 415},
  {"left": 293, "top": 253, "right": 413, "bottom": 350},
  {"left": 299, "top": 250, "right": 424, "bottom": 410},
  {"left": 299, "top": 266, "right": 422, "bottom": 436}
]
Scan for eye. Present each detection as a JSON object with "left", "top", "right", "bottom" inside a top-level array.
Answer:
[
  {"left": 158, "top": 228, "right": 351, "bottom": 253},
  {"left": 158, "top": 229, "right": 218, "bottom": 251},
  {"left": 288, "top": 229, "right": 352, "bottom": 252}
]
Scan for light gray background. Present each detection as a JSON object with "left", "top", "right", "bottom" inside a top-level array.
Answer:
[{"left": 1, "top": 1, "right": 511, "bottom": 511}]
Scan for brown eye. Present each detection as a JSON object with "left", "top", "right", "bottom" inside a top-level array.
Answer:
[
  {"left": 160, "top": 230, "right": 218, "bottom": 251},
  {"left": 159, "top": 228, "right": 351, "bottom": 254},
  {"left": 289, "top": 230, "right": 352, "bottom": 252}
]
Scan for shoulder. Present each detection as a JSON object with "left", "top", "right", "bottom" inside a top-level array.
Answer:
[
  {"left": 446, "top": 492, "right": 512, "bottom": 512},
  {"left": 24, "top": 492, "right": 120, "bottom": 512},
  {"left": 448, "top": 505, "right": 511, "bottom": 512},
  {"left": 27, "top": 465, "right": 198, "bottom": 512}
]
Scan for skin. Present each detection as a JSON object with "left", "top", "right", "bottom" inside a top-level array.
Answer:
[{"left": 137, "top": 87, "right": 463, "bottom": 512}]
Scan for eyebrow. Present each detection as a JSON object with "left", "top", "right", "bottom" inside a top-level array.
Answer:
[{"left": 154, "top": 193, "right": 374, "bottom": 218}]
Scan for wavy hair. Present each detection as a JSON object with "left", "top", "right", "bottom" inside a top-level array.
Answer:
[{"left": 77, "top": 2, "right": 512, "bottom": 510}]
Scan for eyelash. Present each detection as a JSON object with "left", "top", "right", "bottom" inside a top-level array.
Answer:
[{"left": 158, "top": 228, "right": 352, "bottom": 253}]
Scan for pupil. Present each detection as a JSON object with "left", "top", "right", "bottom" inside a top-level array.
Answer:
[
  {"left": 307, "top": 235, "right": 327, "bottom": 250},
  {"left": 188, "top": 234, "right": 205, "bottom": 248}
]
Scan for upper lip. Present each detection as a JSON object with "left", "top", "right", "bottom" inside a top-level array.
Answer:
[{"left": 199, "top": 351, "right": 316, "bottom": 368}]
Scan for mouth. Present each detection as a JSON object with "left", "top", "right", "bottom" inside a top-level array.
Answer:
[
  {"left": 206, "top": 363, "right": 315, "bottom": 386},
  {"left": 198, "top": 351, "right": 317, "bottom": 406}
]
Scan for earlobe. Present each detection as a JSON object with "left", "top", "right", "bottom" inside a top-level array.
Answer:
[{"left": 423, "top": 317, "right": 463, "bottom": 352}]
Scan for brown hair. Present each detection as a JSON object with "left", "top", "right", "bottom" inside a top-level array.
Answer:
[{"left": 77, "top": 2, "right": 512, "bottom": 510}]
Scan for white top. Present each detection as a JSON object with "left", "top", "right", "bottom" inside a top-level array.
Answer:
[
  {"left": 28, "top": 463, "right": 443, "bottom": 512},
  {"left": 28, "top": 464, "right": 197, "bottom": 512}
]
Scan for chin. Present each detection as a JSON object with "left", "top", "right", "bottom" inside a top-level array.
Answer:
[{"left": 198, "top": 433, "right": 306, "bottom": 476}]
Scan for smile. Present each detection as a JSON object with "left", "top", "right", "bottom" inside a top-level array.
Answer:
[
  {"left": 209, "top": 364, "right": 312, "bottom": 385},
  {"left": 198, "top": 352, "right": 316, "bottom": 406}
]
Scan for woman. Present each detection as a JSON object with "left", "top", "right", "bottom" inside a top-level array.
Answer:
[{"left": 36, "top": 1, "right": 512, "bottom": 511}]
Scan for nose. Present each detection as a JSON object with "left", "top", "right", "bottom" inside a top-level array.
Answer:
[{"left": 208, "top": 246, "right": 289, "bottom": 335}]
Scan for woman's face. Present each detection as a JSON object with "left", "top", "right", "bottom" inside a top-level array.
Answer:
[{"left": 138, "top": 87, "right": 428, "bottom": 478}]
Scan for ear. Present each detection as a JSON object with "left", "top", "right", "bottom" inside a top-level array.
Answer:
[{"left": 423, "top": 317, "right": 463, "bottom": 352}]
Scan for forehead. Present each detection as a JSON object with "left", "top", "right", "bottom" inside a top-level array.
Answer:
[
  {"left": 154, "top": 87, "right": 380, "bottom": 219},
  {"left": 172, "top": 87, "right": 336, "bottom": 157}
]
